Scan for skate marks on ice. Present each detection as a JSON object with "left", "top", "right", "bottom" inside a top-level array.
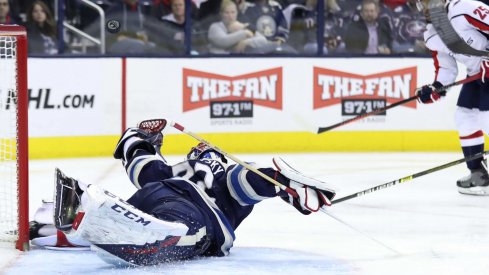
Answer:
[{"left": 5, "top": 247, "right": 354, "bottom": 275}]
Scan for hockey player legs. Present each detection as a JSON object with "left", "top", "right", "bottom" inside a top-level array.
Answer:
[
  {"left": 454, "top": 80, "right": 489, "bottom": 194},
  {"left": 417, "top": 0, "right": 489, "bottom": 195}
]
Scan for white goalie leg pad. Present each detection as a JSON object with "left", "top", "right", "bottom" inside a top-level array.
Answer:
[
  {"left": 272, "top": 157, "right": 336, "bottom": 196},
  {"left": 70, "top": 185, "right": 189, "bottom": 245}
]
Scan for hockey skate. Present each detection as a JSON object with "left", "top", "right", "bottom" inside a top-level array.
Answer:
[
  {"left": 54, "top": 168, "right": 84, "bottom": 231},
  {"left": 457, "top": 161, "right": 489, "bottom": 195}
]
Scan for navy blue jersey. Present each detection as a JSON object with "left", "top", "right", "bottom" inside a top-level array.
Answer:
[
  {"left": 241, "top": 2, "right": 289, "bottom": 41},
  {"left": 123, "top": 149, "right": 289, "bottom": 257}
]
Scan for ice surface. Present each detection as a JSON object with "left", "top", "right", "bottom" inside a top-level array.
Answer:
[{"left": 2, "top": 153, "right": 489, "bottom": 275}]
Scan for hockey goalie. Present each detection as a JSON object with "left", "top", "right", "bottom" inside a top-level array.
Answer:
[{"left": 31, "top": 119, "right": 335, "bottom": 266}]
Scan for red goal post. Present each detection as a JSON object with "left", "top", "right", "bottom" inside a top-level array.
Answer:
[{"left": 0, "top": 25, "right": 29, "bottom": 251}]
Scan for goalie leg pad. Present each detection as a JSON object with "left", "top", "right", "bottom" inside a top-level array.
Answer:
[
  {"left": 75, "top": 184, "right": 216, "bottom": 266},
  {"left": 71, "top": 185, "right": 189, "bottom": 246},
  {"left": 93, "top": 230, "right": 209, "bottom": 266}
]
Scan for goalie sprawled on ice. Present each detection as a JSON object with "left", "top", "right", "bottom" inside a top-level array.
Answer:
[{"left": 31, "top": 119, "right": 335, "bottom": 266}]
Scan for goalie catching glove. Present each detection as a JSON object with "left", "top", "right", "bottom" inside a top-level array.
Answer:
[
  {"left": 273, "top": 157, "right": 335, "bottom": 215},
  {"left": 113, "top": 119, "right": 167, "bottom": 162}
]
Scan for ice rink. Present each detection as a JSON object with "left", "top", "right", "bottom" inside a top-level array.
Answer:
[{"left": 2, "top": 152, "right": 489, "bottom": 275}]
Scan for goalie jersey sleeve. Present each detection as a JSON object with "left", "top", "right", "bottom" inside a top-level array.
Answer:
[{"left": 424, "top": 0, "right": 489, "bottom": 84}]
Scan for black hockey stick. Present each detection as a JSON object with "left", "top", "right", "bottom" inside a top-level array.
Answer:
[
  {"left": 429, "top": 0, "right": 489, "bottom": 57},
  {"left": 317, "top": 73, "right": 480, "bottom": 133},
  {"left": 331, "top": 150, "right": 489, "bottom": 204}
]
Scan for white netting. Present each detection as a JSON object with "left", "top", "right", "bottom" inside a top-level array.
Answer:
[{"left": 0, "top": 35, "right": 19, "bottom": 242}]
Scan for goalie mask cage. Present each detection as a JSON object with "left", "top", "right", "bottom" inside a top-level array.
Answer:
[{"left": 0, "top": 25, "right": 29, "bottom": 251}]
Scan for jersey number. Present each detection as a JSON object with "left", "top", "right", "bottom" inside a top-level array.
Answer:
[{"left": 474, "top": 6, "right": 489, "bottom": 20}]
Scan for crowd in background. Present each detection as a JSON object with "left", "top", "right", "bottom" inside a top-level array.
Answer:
[{"left": 0, "top": 0, "right": 432, "bottom": 55}]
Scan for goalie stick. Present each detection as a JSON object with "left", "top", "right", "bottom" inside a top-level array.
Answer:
[
  {"left": 331, "top": 150, "right": 489, "bottom": 204},
  {"left": 168, "top": 120, "right": 335, "bottom": 202},
  {"left": 428, "top": 0, "right": 489, "bottom": 57},
  {"left": 168, "top": 120, "right": 299, "bottom": 198},
  {"left": 316, "top": 73, "right": 481, "bottom": 133}
]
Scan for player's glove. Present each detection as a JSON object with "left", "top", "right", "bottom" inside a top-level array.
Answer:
[
  {"left": 282, "top": 181, "right": 332, "bottom": 215},
  {"left": 480, "top": 60, "right": 489, "bottom": 83},
  {"left": 415, "top": 81, "right": 445, "bottom": 104}
]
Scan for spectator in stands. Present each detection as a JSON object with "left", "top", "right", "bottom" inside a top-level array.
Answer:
[
  {"left": 0, "top": 0, "right": 19, "bottom": 24},
  {"left": 157, "top": 0, "right": 186, "bottom": 54},
  {"left": 21, "top": 0, "right": 54, "bottom": 14},
  {"left": 26, "top": 0, "right": 58, "bottom": 54},
  {"left": 344, "top": 0, "right": 392, "bottom": 54},
  {"left": 161, "top": 0, "right": 185, "bottom": 24},
  {"left": 289, "top": 0, "right": 345, "bottom": 55},
  {"left": 322, "top": 0, "right": 346, "bottom": 54},
  {"left": 387, "top": 0, "right": 427, "bottom": 53},
  {"left": 152, "top": 0, "right": 170, "bottom": 20},
  {"left": 152, "top": 0, "right": 209, "bottom": 54},
  {"left": 240, "top": 0, "right": 297, "bottom": 53},
  {"left": 207, "top": 0, "right": 268, "bottom": 54},
  {"left": 152, "top": 0, "right": 198, "bottom": 20},
  {"left": 338, "top": 0, "right": 392, "bottom": 36}
]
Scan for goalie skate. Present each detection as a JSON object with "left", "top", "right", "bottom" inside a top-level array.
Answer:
[{"left": 54, "top": 168, "right": 84, "bottom": 231}]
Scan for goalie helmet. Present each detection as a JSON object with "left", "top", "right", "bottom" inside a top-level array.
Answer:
[{"left": 186, "top": 142, "right": 228, "bottom": 164}]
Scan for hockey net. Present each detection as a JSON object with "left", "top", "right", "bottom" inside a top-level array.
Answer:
[{"left": 0, "top": 25, "right": 29, "bottom": 251}]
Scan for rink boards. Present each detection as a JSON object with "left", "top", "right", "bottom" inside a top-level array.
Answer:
[{"left": 20, "top": 57, "right": 486, "bottom": 158}]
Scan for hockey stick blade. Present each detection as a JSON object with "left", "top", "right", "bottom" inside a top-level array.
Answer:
[
  {"left": 429, "top": 0, "right": 489, "bottom": 57},
  {"left": 317, "top": 74, "right": 480, "bottom": 134},
  {"left": 332, "top": 150, "right": 489, "bottom": 204}
]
